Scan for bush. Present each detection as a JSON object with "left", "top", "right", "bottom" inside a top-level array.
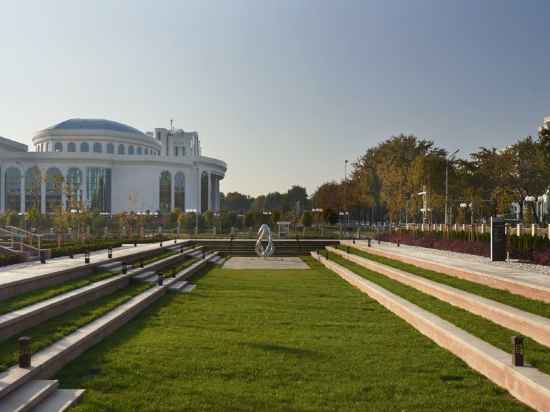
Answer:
[{"left": 0, "top": 252, "right": 25, "bottom": 267}]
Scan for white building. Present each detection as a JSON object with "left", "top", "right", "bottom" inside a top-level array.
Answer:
[{"left": 0, "top": 118, "right": 226, "bottom": 215}]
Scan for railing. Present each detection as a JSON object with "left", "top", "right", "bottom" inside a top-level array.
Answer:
[{"left": 0, "top": 226, "right": 48, "bottom": 259}]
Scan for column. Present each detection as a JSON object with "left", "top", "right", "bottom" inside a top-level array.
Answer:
[
  {"left": 196, "top": 167, "right": 201, "bottom": 213},
  {"left": 215, "top": 176, "right": 221, "bottom": 212},
  {"left": 206, "top": 172, "right": 212, "bottom": 210},
  {"left": 170, "top": 171, "right": 175, "bottom": 212},
  {"left": 0, "top": 166, "right": 4, "bottom": 212},
  {"left": 20, "top": 173, "right": 26, "bottom": 214},
  {"left": 40, "top": 170, "right": 46, "bottom": 214}
]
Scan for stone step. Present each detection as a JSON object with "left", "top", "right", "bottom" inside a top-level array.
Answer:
[
  {"left": 0, "top": 380, "right": 58, "bottom": 412},
  {"left": 31, "top": 389, "right": 85, "bottom": 412},
  {"left": 96, "top": 261, "right": 122, "bottom": 271},
  {"left": 133, "top": 271, "right": 156, "bottom": 281},
  {"left": 0, "top": 253, "right": 218, "bottom": 400},
  {"left": 329, "top": 246, "right": 550, "bottom": 348},
  {"left": 168, "top": 280, "right": 188, "bottom": 291},
  {"left": 312, "top": 251, "right": 550, "bottom": 412},
  {"left": 181, "top": 284, "right": 196, "bottom": 293}
]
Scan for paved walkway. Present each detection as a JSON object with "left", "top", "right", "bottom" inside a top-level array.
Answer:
[
  {"left": 0, "top": 240, "right": 189, "bottom": 287},
  {"left": 223, "top": 257, "right": 309, "bottom": 270},
  {"left": 343, "top": 240, "right": 550, "bottom": 292}
]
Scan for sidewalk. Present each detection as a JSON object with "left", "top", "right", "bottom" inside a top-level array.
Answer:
[
  {"left": 0, "top": 240, "right": 189, "bottom": 288},
  {"left": 342, "top": 240, "right": 550, "bottom": 302}
]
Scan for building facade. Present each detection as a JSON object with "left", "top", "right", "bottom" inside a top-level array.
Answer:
[{"left": 0, "top": 119, "right": 226, "bottom": 215}]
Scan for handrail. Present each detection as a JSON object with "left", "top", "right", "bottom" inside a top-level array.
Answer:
[{"left": 5, "top": 225, "right": 43, "bottom": 238}]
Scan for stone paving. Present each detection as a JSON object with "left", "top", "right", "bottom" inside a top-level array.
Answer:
[
  {"left": 0, "top": 240, "right": 189, "bottom": 288},
  {"left": 344, "top": 240, "right": 550, "bottom": 292},
  {"left": 223, "top": 256, "right": 309, "bottom": 270}
]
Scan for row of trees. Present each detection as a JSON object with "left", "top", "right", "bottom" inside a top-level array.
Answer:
[{"left": 311, "top": 128, "right": 550, "bottom": 225}]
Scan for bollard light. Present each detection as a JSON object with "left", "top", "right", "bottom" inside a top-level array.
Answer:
[
  {"left": 157, "top": 273, "right": 164, "bottom": 286},
  {"left": 174, "top": 239, "right": 177, "bottom": 244},
  {"left": 353, "top": 238, "right": 356, "bottom": 244},
  {"left": 140, "top": 260, "right": 144, "bottom": 268},
  {"left": 367, "top": 238, "right": 371, "bottom": 247},
  {"left": 18, "top": 336, "right": 31, "bottom": 368},
  {"left": 69, "top": 252, "right": 74, "bottom": 259},
  {"left": 397, "top": 240, "right": 400, "bottom": 247},
  {"left": 84, "top": 251, "right": 90, "bottom": 264},
  {"left": 134, "top": 242, "right": 137, "bottom": 247},
  {"left": 317, "top": 249, "right": 320, "bottom": 257},
  {"left": 179, "top": 246, "right": 184, "bottom": 254},
  {"left": 160, "top": 241, "right": 163, "bottom": 248},
  {"left": 347, "top": 246, "right": 350, "bottom": 254},
  {"left": 40, "top": 250, "right": 46, "bottom": 264},
  {"left": 203, "top": 249, "right": 206, "bottom": 260},
  {"left": 108, "top": 247, "right": 112, "bottom": 259},
  {"left": 122, "top": 262, "right": 127, "bottom": 274},
  {"left": 512, "top": 336, "right": 524, "bottom": 366}
]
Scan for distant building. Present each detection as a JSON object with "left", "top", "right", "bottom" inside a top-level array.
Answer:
[{"left": 0, "top": 118, "right": 226, "bottom": 214}]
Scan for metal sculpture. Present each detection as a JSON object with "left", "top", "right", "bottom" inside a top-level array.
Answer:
[{"left": 255, "top": 224, "right": 275, "bottom": 257}]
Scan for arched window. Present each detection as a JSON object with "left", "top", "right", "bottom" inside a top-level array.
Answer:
[
  {"left": 25, "top": 166, "right": 42, "bottom": 212},
  {"left": 159, "top": 171, "right": 171, "bottom": 213},
  {"left": 128, "top": 145, "right": 135, "bottom": 155},
  {"left": 46, "top": 167, "right": 63, "bottom": 212},
  {"left": 93, "top": 142, "right": 102, "bottom": 153},
  {"left": 80, "top": 142, "right": 89, "bottom": 152},
  {"left": 106, "top": 143, "right": 114, "bottom": 154},
  {"left": 137, "top": 146, "right": 143, "bottom": 155},
  {"left": 201, "top": 171, "right": 209, "bottom": 213},
  {"left": 67, "top": 142, "right": 76, "bottom": 152},
  {"left": 66, "top": 168, "right": 83, "bottom": 209},
  {"left": 5, "top": 167, "right": 22, "bottom": 212},
  {"left": 174, "top": 172, "right": 185, "bottom": 211},
  {"left": 118, "top": 144, "right": 125, "bottom": 155},
  {"left": 54, "top": 142, "right": 63, "bottom": 152}
]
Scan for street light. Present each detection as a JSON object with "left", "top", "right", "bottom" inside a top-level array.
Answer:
[{"left": 445, "top": 149, "right": 460, "bottom": 225}]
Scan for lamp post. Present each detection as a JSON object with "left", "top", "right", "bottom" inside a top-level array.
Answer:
[
  {"left": 344, "top": 159, "right": 349, "bottom": 224},
  {"left": 445, "top": 149, "right": 460, "bottom": 225}
]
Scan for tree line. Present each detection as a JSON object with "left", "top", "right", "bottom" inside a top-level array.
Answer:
[{"left": 311, "top": 128, "right": 550, "bottom": 225}]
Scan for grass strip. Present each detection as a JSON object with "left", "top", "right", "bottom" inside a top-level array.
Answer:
[
  {"left": 337, "top": 244, "right": 550, "bottom": 318},
  {"left": 328, "top": 252, "right": 550, "bottom": 375},
  {"left": 55, "top": 257, "right": 528, "bottom": 411},
  {"left": 0, "top": 270, "right": 119, "bottom": 316},
  {"left": 137, "top": 249, "right": 178, "bottom": 267},
  {"left": 0, "top": 282, "right": 150, "bottom": 373}
]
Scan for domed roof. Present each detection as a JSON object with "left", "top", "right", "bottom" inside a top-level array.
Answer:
[{"left": 46, "top": 119, "right": 144, "bottom": 135}]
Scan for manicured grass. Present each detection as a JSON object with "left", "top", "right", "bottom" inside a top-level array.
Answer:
[
  {"left": 137, "top": 249, "right": 177, "bottom": 266},
  {"left": 57, "top": 258, "right": 527, "bottom": 411},
  {"left": 329, "top": 252, "right": 550, "bottom": 375},
  {"left": 337, "top": 244, "right": 550, "bottom": 318},
  {"left": 0, "top": 270, "right": 117, "bottom": 316},
  {"left": 0, "top": 282, "right": 150, "bottom": 373}
]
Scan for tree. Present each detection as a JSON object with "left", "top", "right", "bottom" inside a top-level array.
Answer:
[{"left": 301, "top": 211, "right": 313, "bottom": 227}]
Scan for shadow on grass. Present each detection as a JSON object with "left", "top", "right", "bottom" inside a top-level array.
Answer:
[{"left": 241, "top": 342, "right": 319, "bottom": 358}]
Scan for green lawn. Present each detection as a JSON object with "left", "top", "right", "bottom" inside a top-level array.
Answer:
[
  {"left": 0, "top": 282, "right": 151, "bottom": 372},
  {"left": 328, "top": 252, "right": 550, "bottom": 375},
  {"left": 0, "top": 270, "right": 117, "bottom": 316},
  {"left": 337, "top": 244, "right": 550, "bottom": 318},
  {"left": 57, "top": 258, "right": 528, "bottom": 411}
]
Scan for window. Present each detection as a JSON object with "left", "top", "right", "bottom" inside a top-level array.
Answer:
[
  {"left": 5, "top": 167, "right": 22, "bottom": 212},
  {"left": 128, "top": 145, "right": 135, "bottom": 155},
  {"left": 80, "top": 142, "right": 89, "bottom": 152},
  {"left": 25, "top": 166, "right": 42, "bottom": 212},
  {"left": 106, "top": 143, "right": 114, "bottom": 154},
  {"left": 67, "top": 142, "right": 76, "bottom": 152},
  {"left": 87, "top": 167, "right": 112, "bottom": 212},
  {"left": 93, "top": 142, "right": 102, "bottom": 153},
  {"left": 174, "top": 172, "right": 185, "bottom": 210},
  {"left": 201, "top": 172, "right": 209, "bottom": 213},
  {"left": 137, "top": 146, "right": 142, "bottom": 155},
  {"left": 145, "top": 148, "right": 149, "bottom": 155},
  {"left": 54, "top": 142, "right": 63, "bottom": 152},
  {"left": 118, "top": 144, "right": 125, "bottom": 155},
  {"left": 45, "top": 167, "right": 63, "bottom": 212},
  {"left": 66, "top": 168, "right": 83, "bottom": 208},
  {"left": 182, "top": 147, "right": 186, "bottom": 156},
  {"left": 175, "top": 147, "right": 179, "bottom": 156},
  {"left": 159, "top": 171, "right": 171, "bottom": 213}
]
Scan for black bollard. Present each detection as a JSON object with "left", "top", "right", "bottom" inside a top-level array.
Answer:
[
  {"left": 347, "top": 246, "right": 350, "bottom": 254},
  {"left": 367, "top": 238, "right": 371, "bottom": 247},
  {"left": 40, "top": 250, "right": 46, "bottom": 264},
  {"left": 134, "top": 242, "right": 137, "bottom": 247},
  {"left": 140, "top": 260, "right": 144, "bottom": 268},
  {"left": 179, "top": 246, "right": 184, "bottom": 254},
  {"left": 512, "top": 336, "right": 524, "bottom": 367},
  {"left": 122, "top": 262, "right": 127, "bottom": 274},
  {"left": 108, "top": 247, "right": 112, "bottom": 259},
  {"left": 397, "top": 240, "right": 400, "bottom": 247},
  {"left": 157, "top": 273, "right": 164, "bottom": 286},
  {"left": 84, "top": 251, "right": 90, "bottom": 264},
  {"left": 18, "top": 336, "right": 31, "bottom": 368}
]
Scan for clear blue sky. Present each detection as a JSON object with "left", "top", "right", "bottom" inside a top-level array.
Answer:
[{"left": 1, "top": 0, "right": 550, "bottom": 196}]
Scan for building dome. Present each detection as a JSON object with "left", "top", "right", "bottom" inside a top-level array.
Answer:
[{"left": 45, "top": 118, "right": 145, "bottom": 135}]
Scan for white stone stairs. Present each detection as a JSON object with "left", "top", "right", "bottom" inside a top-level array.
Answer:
[
  {"left": 0, "top": 379, "right": 83, "bottom": 412},
  {"left": 0, "top": 251, "right": 219, "bottom": 410}
]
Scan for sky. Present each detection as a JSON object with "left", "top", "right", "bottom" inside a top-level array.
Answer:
[{"left": 1, "top": 0, "right": 550, "bottom": 196}]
